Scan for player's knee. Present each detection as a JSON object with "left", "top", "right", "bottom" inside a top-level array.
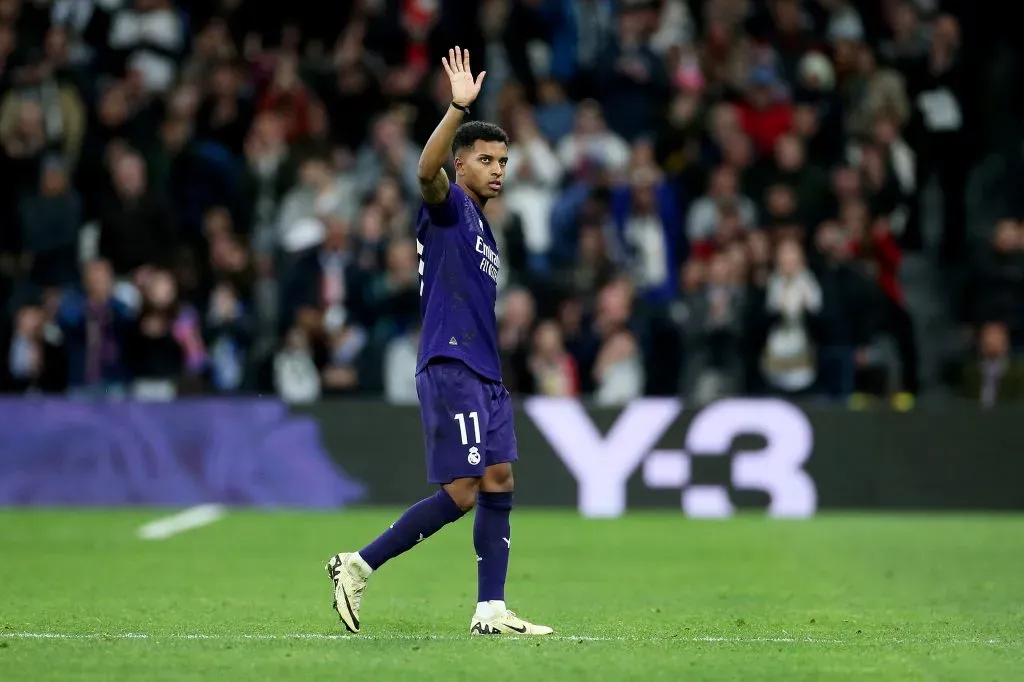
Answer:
[
  {"left": 482, "top": 463, "right": 514, "bottom": 492},
  {"left": 443, "top": 478, "right": 480, "bottom": 511}
]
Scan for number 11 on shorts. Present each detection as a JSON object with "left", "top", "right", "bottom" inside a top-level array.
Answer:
[{"left": 454, "top": 412, "right": 481, "bottom": 445}]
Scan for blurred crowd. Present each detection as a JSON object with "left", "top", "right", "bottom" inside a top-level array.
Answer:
[{"left": 0, "top": 0, "right": 1022, "bottom": 406}]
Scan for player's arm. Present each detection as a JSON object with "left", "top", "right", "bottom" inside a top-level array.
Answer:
[
  {"left": 417, "top": 46, "right": 485, "bottom": 205},
  {"left": 416, "top": 108, "right": 457, "bottom": 204}
]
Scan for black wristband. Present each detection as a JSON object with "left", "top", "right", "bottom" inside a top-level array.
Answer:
[{"left": 451, "top": 102, "right": 470, "bottom": 114}]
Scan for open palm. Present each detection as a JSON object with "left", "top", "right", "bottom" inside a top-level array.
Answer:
[{"left": 442, "top": 46, "right": 486, "bottom": 107}]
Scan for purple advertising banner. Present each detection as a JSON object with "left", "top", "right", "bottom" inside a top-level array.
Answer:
[{"left": 0, "top": 399, "right": 365, "bottom": 508}]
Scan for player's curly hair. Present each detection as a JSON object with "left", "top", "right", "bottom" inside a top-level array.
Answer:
[{"left": 452, "top": 121, "right": 509, "bottom": 157}]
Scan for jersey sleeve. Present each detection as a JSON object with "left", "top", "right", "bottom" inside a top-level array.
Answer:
[{"left": 424, "top": 184, "right": 461, "bottom": 227}]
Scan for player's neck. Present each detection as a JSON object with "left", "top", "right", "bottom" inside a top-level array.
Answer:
[{"left": 458, "top": 181, "right": 488, "bottom": 209}]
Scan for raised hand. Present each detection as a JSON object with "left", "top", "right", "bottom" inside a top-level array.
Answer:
[{"left": 441, "top": 45, "right": 485, "bottom": 107}]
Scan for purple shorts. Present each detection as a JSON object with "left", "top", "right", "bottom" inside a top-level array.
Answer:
[{"left": 416, "top": 359, "right": 518, "bottom": 484}]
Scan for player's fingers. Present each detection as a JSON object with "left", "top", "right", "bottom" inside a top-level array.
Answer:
[
  {"left": 474, "top": 71, "right": 486, "bottom": 89},
  {"left": 441, "top": 56, "right": 453, "bottom": 78},
  {"left": 448, "top": 48, "right": 456, "bottom": 72},
  {"left": 463, "top": 48, "right": 471, "bottom": 73},
  {"left": 454, "top": 45, "right": 462, "bottom": 71}
]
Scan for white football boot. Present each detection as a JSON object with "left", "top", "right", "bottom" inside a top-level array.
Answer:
[
  {"left": 325, "top": 552, "right": 371, "bottom": 633},
  {"left": 469, "top": 601, "right": 554, "bottom": 636}
]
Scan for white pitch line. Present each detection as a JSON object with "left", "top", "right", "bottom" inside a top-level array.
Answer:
[
  {"left": 136, "top": 504, "right": 227, "bottom": 540},
  {"left": 0, "top": 632, "right": 1017, "bottom": 646}
]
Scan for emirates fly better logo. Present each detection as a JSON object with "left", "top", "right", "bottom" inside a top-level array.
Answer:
[{"left": 524, "top": 398, "right": 816, "bottom": 519}]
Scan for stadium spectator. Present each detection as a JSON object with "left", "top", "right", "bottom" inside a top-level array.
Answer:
[
  {"left": 370, "top": 174, "right": 412, "bottom": 240},
  {"left": 1, "top": 295, "right": 66, "bottom": 393},
  {"left": 497, "top": 287, "right": 535, "bottom": 394},
  {"left": 241, "top": 110, "right": 299, "bottom": 254},
  {"left": 811, "top": 220, "right": 880, "bottom": 399},
  {"left": 257, "top": 52, "right": 313, "bottom": 143},
  {"left": 578, "top": 276, "right": 637, "bottom": 396},
  {"left": 528, "top": 320, "right": 579, "bottom": 398},
  {"left": 610, "top": 162, "right": 680, "bottom": 302},
  {"left": 125, "top": 267, "right": 204, "bottom": 400},
  {"left": 19, "top": 155, "right": 81, "bottom": 288},
  {"left": 274, "top": 323, "right": 320, "bottom": 404},
  {"left": 759, "top": 239, "right": 822, "bottom": 395},
  {"left": 534, "top": 79, "right": 574, "bottom": 145},
  {"left": 595, "top": 1, "right": 670, "bottom": 142},
  {"left": 735, "top": 63, "right": 793, "bottom": 159},
  {"left": 966, "top": 219, "right": 1024, "bottom": 342},
  {"left": 363, "top": 237, "right": 419, "bottom": 345},
  {"left": 555, "top": 99, "right": 630, "bottom": 181},
  {"left": 690, "top": 202, "right": 744, "bottom": 262},
  {"left": 960, "top": 322, "right": 1024, "bottom": 407},
  {"left": 483, "top": 196, "right": 528, "bottom": 292},
  {"left": 98, "top": 150, "right": 177, "bottom": 277},
  {"left": 850, "top": 212, "right": 919, "bottom": 398},
  {"left": 383, "top": 324, "right": 419, "bottom": 406},
  {"left": 680, "top": 251, "right": 746, "bottom": 404},
  {"left": 204, "top": 280, "right": 252, "bottom": 393},
  {"left": 56, "top": 258, "right": 134, "bottom": 399},
  {"left": 763, "top": 133, "right": 830, "bottom": 228},
  {"left": 351, "top": 203, "right": 387, "bottom": 273},
  {"left": 354, "top": 109, "right": 421, "bottom": 200},
  {"left": 654, "top": 85, "right": 705, "bottom": 194},
  {"left": 685, "top": 164, "right": 757, "bottom": 243},
  {"left": 104, "top": 0, "right": 185, "bottom": 95},
  {"left": 274, "top": 150, "right": 351, "bottom": 261},
  {"left": 593, "top": 327, "right": 644, "bottom": 406},
  {"left": 0, "top": 44, "right": 86, "bottom": 166},
  {"left": 903, "top": 13, "right": 968, "bottom": 263},
  {"left": 503, "top": 104, "right": 562, "bottom": 261},
  {"left": 279, "top": 215, "right": 364, "bottom": 337},
  {"left": 561, "top": 222, "right": 617, "bottom": 298}
]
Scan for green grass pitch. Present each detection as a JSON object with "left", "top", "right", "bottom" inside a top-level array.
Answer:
[{"left": 1, "top": 509, "right": 1021, "bottom": 680}]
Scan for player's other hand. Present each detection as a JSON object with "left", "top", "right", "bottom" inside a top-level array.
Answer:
[{"left": 442, "top": 46, "right": 485, "bottom": 107}]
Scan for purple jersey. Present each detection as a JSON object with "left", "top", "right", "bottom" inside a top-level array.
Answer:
[{"left": 416, "top": 182, "right": 502, "bottom": 382}]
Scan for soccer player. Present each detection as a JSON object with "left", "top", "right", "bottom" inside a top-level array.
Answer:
[{"left": 326, "top": 46, "right": 553, "bottom": 637}]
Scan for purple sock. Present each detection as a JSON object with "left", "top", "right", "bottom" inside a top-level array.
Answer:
[
  {"left": 474, "top": 491, "right": 513, "bottom": 603},
  {"left": 359, "top": 489, "right": 466, "bottom": 570}
]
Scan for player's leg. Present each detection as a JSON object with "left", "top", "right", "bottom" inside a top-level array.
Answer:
[
  {"left": 326, "top": 480, "right": 469, "bottom": 633},
  {"left": 326, "top": 360, "right": 489, "bottom": 632},
  {"left": 327, "top": 479, "right": 479, "bottom": 633},
  {"left": 469, "top": 383, "right": 552, "bottom": 636},
  {"left": 475, "top": 462, "right": 513, "bottom": 608}
]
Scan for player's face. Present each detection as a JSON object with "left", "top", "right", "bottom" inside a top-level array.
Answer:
[{"left": 456, "top": 140, "right": 508, "bottom": 201}]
